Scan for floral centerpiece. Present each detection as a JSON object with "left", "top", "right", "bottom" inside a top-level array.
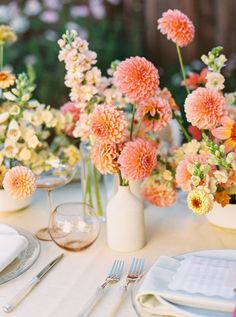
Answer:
[{"left": 0, "top": 25, "right": 80, "bottom": 212}]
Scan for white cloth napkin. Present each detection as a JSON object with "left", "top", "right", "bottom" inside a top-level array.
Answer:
[
  {"left": 0, "top": 224, "right": 28, "bottom": 273},
  {"left": 135, "top": 256, "right": 236, "bottom": 316}
]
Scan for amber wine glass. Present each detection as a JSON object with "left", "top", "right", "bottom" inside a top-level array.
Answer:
[{"left": 35, "top": 164, "right": 77, "bottom": 241}]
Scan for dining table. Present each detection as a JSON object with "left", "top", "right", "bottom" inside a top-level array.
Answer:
[{"left": 0, "top": 182, "right": 236, "bottom": 317}]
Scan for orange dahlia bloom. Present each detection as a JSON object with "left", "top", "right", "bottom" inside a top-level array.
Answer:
[
  {"left": 137, "top": 96, "right": 172, "bottom": 132},
  {"left": 91, "top": 141, "right": 119, "bottom": 174},
  {"left": 212, "top": 117, "right": 236, "bottom": 153},
  {"left": 184, "top": 88, "right": 226, "bottom": 130},
  {"left": 159, "top": 87, "right": 179, "bottom": 111},
  {"left": 3, "top": 166, "right": 36, "bottom": 199},
  {"left": 142, "top": 178, "right": 176, "bottom": 207},
  {"left": 158, "top": 9, "right": 195, "bottom": 47},
  {"left": 182, "top": 68, "right": 208, "bottom": 90},
  {"left": 0, "top": 71, "right": 15, "bottom": 89},
  {"left": 114, "top": 57, "right": 159, "bottom": 102},
  {"left": 118, "top": 138, "right": 157, "bottom": 181},
  {"left": 90, "top": 105, "right": 127, "bottom": 143},
  {"left": 215, "top": 191, "right": 230, "bottom": 207}
]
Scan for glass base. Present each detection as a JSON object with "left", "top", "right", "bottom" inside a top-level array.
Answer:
[{"left": 35, "top": 227, "right": 52, "bottom": 241}]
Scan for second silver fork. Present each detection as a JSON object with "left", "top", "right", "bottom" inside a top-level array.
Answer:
[
  {"left": 110, "top": 258, "right": 145, "bottom": 317},
  {"left": 77, "top": 259, "right": 124, "bottom": 317}
]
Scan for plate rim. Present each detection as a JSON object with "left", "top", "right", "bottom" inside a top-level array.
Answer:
[{"left": 0, "top": 226, "right": 41, "bottom": 285}]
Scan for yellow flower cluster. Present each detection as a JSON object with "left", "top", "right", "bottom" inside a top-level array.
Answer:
[
  {"left": 0, "top": 100, "right": 79, "bottom": 176},
  {"left": 187, "top": 188, "right": 214, "bottom": 215},
  {"left": 0, "top": 25, "right": 17, "bottom": 44}
]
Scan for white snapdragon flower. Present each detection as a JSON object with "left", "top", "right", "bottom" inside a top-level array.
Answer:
[
  {"left": 206, "top": 72, "right": 225, "bottom": 91},
  {"left": 7, "top": 120, "right": 21, "bottom": 142}
]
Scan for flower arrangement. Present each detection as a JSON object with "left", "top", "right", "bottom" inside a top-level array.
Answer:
[
  {"left": 58, "top": 8, "right": 236, "bottom": 217},
  {"left": 0, "top": 25, "right": 80, "bottom": 189}
]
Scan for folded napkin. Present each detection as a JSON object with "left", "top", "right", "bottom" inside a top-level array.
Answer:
[
  {"left": 135, "top": 256, "right": 236, "bottom": 317},
  {"left": 0, "top": 224, "right": 28, "bottom": 273}
]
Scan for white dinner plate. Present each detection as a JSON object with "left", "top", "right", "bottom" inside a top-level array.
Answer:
[{"left": 132, "top": 249, "right": 236, "bottom": 317}]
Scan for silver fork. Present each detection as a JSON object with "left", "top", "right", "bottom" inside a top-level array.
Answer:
[
  {"left": 110, "top": 258, "right": 145, "bottom": 317},
  {"left": 77, "top": 259, "right": 124, "bottom": 317}
]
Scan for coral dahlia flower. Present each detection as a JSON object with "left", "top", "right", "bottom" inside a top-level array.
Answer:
[
  {"left": 211, "top": 117, "right": 236, "bottom": 153},
  {"left": 184, "top": 87, "right": 226, "bottom": 130},
  {"left": 114, "top": 56, "right": 159, "bottom": 102},
  {"left": 91, "top": 141, "right": 119, "bottom": 174},
  {"left": 157, "top": 9, "right": 195, "bottom": 47},
  {"left": 90, "top": 104, "right": 127, "bottom": 143},
  {"left": 137, "top": 96, "right": 172, "bottom": 132},
  {"left": 118, "top": 138, "right": 157, "bottom": 181},
  {"left": 3, "top": 166, "right": 36, "bottom": 199}
]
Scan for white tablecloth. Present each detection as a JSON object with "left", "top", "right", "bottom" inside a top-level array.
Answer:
[{"left": 0, "top": 183, "right": 235, "bottom": 317}]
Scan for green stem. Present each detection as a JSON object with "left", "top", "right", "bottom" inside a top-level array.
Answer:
[
  {"left": 176, "top": 44, "right": 190, "bottom": 94},
  {"left": 0, "top": 43, "right": 3, "bottom": 71},
  {"left": 130, "top": 104, "right": 136, "bottom": 140},
  {"left": 84, "top": 160, "right": 93, "bottom": 207},
  {"left": 173, "top": 112, "right": 191, "bottom": 142},
  {"left": 118, "top": 170, "right": 123, "bottom": 186},
  {"left": 93, "top": 166, "right": 103, "bottom": 217}
]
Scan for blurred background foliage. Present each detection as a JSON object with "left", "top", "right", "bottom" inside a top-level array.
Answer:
[{"left": 1, "top": 0, "right": 236, "bottom": 108}]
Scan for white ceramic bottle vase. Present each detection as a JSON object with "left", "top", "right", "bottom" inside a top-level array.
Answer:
[{"left": 106, "top": 185, "right": 145, "bottom": 252}]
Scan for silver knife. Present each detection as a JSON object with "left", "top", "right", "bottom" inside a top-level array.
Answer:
[{"left": 3, "top": 253, "right": 64, "bottom": 313}]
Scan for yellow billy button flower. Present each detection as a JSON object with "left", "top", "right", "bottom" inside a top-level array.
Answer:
[
  {"left": 0, "top": 25, "right": 17, "bottom": 44},
  {"left": 187, "top": 188, "right": 214, "bottom": 215}
]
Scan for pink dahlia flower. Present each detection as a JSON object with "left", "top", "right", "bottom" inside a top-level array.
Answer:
[
  {"left": 176, "top": 155, "right": 207, "bottom": 192},
  {"left": 90, "top": 105, "right": 127, "bottom": 143},
  {"left": 184, "top": 88, "right": 226, "bottom": 130},
  {"left": 3, "top": 166, "right": 36, "bottom": 199},
  {"left": 142, "top": 179, "right": 176, "bottom": 207},
  {"left": 118, "top": 138, "right": 157, "bottom": 181},
  {"left": 157, "top": 9, "right": 195, "bottom": 47},
  {"left": 137, "top": 96, "right": 172, "bottom": 132},
  {"left": 114, "top": 57, "right": 159, "bottom": 102},
  {"left": 91, "top": 141, "right": 119, "bottom": 174}
]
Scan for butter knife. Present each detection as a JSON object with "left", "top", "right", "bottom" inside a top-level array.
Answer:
[{"left": 3, "top": 253, "right": 64, "bottom": 313}]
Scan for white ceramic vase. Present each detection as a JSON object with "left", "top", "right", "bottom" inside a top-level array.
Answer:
[
  {"left": 106, "top": 185, "right": 145, "bottom": 252},
  {"left": 206, "top": 203, "right": 236, "bottom": 230},
  {"left": 0, "top": 189, "right": 31, "bottom": 213}
]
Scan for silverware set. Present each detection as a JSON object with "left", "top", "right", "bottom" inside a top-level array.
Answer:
[{"left": 78, "top": 257, "right": 145, "bottom": 317}]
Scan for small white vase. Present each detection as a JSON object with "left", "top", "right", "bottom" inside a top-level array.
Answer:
[
  {"left": 106, "top": 185, "right": 145, "bottom": 252},
  {"left": 0, "top": 189, "right": 31, "bottom": 213},
  {"left": 206, "top": 203, "right": 236, "bottom": 230},
  {"left": 129, "top": 180, "right": 143, "bottom": 202}
]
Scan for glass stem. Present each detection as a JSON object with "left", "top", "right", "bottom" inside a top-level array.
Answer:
[
  {"left": 176, "top": 44, "right": 190, "bottom": 95},
  {"left": 47, "top": 190, "right": 53, "bottom": 214}
]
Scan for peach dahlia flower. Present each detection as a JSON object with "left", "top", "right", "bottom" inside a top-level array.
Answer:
[
  {"left": 158, "top": 9, "right": 195, "bottom": 47},
  {"left": 184, "top": 87, "right": 226, "bottom": 130},
  {"left": 176, "top": 155, "right": 207, "bottom": 192},
  {"left": 90, "top": 104, "right": 127, "bottom": 143},
  {"left": 91, "top": 141, "right": 119, "bottom": 174},
  {"left": 137, "top": 95, "right": 172, "bottom": 132},
  {"left": 212, "top": 116, "right": 236, "bottom": 153},
  {"left": 118, "top": 138, "right": 157, "bottom": 181},
  {"left": 0, "top": 71, "right": 15, "bottom": 89},
  {"left": 3, "top": 166, "right": 36, "bottom": 199},
  {"left": 142, "top": 178, "right": 176, "bottom": 207},
  {"left": 114, "top": 57, "right": 159, "bottom": 102}
]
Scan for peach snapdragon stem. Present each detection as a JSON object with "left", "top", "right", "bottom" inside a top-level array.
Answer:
[
  {"left": 176, "top": 44, "right": 190, "bottom": 94},
  {"left": 130, "top": 104, "right": 136, "bottom": 140}
]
